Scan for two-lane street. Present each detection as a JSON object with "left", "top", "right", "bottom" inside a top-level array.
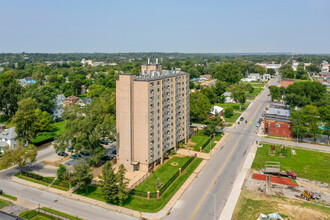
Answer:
[{"left": 164, "top": 75, "right": 280, "bottom": 220}]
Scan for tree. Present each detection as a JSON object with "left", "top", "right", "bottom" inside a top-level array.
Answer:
[
  {"left": 284, "top": 81, "right": 326, "bottom": 107},
  {"left": 319, "top": 105, "right": 330, "bottom": 145},
  {"left": 116, "top": 164, "right": 128, "bottom": 204},
  {"left": 34, "top": 109, "right": 54, "bottom": 133},
  {"left": 303, "top": 105, "right": 321, "bottom": 142},
  {"left": 70, "top": 159, "right": 93, "bottom": 187},
  {"left": 23, "top": 85, "right": 58, "bottom": 112},
  {"left": 12, "top": 98, "right": 38, "bottom": 141},
  {"left": 0, "top": 71, "right": 22, "bottom": 119},
  {"left": 268, "top": 86, "right": 280, "bottom": 102},
  {"left": 3, "top": 142, "right": 37, "bottom": 173},
  {"left": 203, "top": 115, "right": 224, "bottom": 135},
  {"left": 224, "top": 107, "right": 234, "bottom": 118},
  {"left": 214, "top": 81, "right": 228, "bottom": 97},
  {"left": 230, "top": 83, "right": 246, "bottom": 111},
  {"left": 279, "top": 64, "right": 294, "bottom": 78},
  {"left": 214, "top": 63, "right": 242, "bottom": 84},
  {"left": 201, "top": 87, "right": 217, "bottom": 104},
  {"left": 189, "top": 92, "right": 211, "bottom": 121},
  {"left": 267, "top": 68, "right": 276, "bottom": 76},
  {"left": 254, "top": 65, "right": 266, "bottom": 75},
  {"left": 57, "top": 164, "right": 67, "bottom": 181},
  {"left": 306, "top": 64, "right": 321, "bottom": 73},
  {"left": 99, "top": 161, "right": 119, "bottom": 203}
]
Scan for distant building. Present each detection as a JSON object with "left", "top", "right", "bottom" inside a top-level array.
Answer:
[
  {"left": 262, "top": 74, "right": 271, "bottom": 81},
  {"left": 241, "top": 73, "right": 260, "bottom": 82},
  {"left": 209, "top": 106, "right": 224, "bottom": 117},
  {"left": 280, "top": 79, "right": 295, "bottom": 88},
  {"left": 199, "top": 74, "right": 212, "bottom": 81},
  {"left": 64, "top": 96, "right": 80, "bottom": 107},
  {"left": 200, "top": 79, "right": 216, "bottom": 88},
  {"left": 18, "top": 77, "right": 36, "bottom": 86},
  {"left": 223, "top": 91, "right": 236, "bottom": 103},
  {"left": 0, "top": 127, "right": 17, "bottom": 153},
  {"left": 321, "top": 61, "right": 329, "bottom": 72},
  {"left": 264, "top": 103, "right": 293, "bottom": 138},
  {"left": 52, "top": 94, "right": 66, "bottom": 120}
]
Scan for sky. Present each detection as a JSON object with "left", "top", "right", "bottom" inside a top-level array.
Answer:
[{"left": 0, "top": 0, "right": 329, "bottom": 53}]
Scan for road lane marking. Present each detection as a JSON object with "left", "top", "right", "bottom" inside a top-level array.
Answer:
[{"left": 190, "top": 141, "right": 239, "bottom": 220}]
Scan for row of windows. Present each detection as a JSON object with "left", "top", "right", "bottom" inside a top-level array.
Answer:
[{"left": 268, "top": 123, "right": 290, "bottom": 128}]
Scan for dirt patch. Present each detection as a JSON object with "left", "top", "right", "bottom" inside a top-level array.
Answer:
[
  {"left": 189, "top": 140, "right": 196, "bottom": 146},
  {"left": 171, "top": 162, "right": 178, "bottom": 166},
  {"left": 278, "top": 203, "right": 329, "bottom": 220}
]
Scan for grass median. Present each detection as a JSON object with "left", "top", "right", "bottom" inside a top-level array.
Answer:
[
  {"left": 0, "top": 193, "right": 17, "bottom": 201},
  {"left": 0, "top": 198, "right": 11, "bottom": 209},
  {"left": 75, "top": 158, "right": 203, "bottom": 212}
]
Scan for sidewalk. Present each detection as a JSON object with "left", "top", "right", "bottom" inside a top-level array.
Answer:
[{"left": 218, "top": 141, "right": 258, "bottom": 220}]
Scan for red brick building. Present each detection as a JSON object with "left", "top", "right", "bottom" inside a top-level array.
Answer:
[
  {"left": 280, "top": 79, "right": 295, "bottom": 88},
  {"left": 264, "top": 114, "right": 293, "bottom": 138}
]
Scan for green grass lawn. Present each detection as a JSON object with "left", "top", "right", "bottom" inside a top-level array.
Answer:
[
  {"left": 15, "top": 173, "right": 69, "bottom": 191},
  {"left": 0, "top": 198, "right": 11, "bottom": 209},
  {"left": 252, "top": 143, "right": 330, "bottom": 184},
  {"left": 202, "top": 133, "right": 223, "bottom": 153},
  {"left": 75, "top": 158, "right": 203, "bottom": 213},
  {"left": 1, "top": 193, "right": 17, "bottom": 201},
  {"left": 40, "top": 207, "right": 83, "bottom": 220},
  {"left": 247, "top": 87, "right": 263, "bottom": 100},
  {"left": 31, "top": 120, "right": 67, "bottom": 144},
  {"left": 250, "top": 82, "right": 266, "bottom": 87},
  {"left": 224, "top": 112, "right": 241, "bottom": 123},
  {"left": 135, "top": 156, "right": 191, "bottom": 192},
  {"left": 189, "top": 130, "right": 210, "bottom": 151},
  {"left": 215, "top": 103, "right": 250, "bottom": 112}
]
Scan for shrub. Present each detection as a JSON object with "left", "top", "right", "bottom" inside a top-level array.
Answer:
[{"left": 224, "top": 107, "right": 234, "bottom": 118}]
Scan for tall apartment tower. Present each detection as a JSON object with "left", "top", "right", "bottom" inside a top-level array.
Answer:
[
  {"left": 141, "top": 58, "right": 163, "bottom": 74},
  {"left": 116, "top": 69, "right": 190, "bottom": 172}
]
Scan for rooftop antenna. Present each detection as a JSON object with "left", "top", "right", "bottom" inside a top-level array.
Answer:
[
  {"left": 156, "top": 58, "right": 159, "bottom": 64},
  {"left": 148, "top": 58, "right": 150, "bottom": 65}
]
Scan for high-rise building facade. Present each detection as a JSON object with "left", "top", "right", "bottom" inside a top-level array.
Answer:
[{"left": 116, "top": 68, "right": 189, "bottom": 172}]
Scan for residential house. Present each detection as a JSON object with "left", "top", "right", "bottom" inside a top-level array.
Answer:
[
  {"left": 200, "top": 79, "right": 216, "bottom": 88},
  {"left": 264, "top": 103, "right": 293, "bottom": 138},
  {"left": 321, "top": 61, "right": 329, "bottom": 72},
  {"left": 18, "top": 77, "right": 36, "bottom": 87},
  {"left": 199, "top": 74, "right": 212, "bottom": 81},
  {"left": 209, "top": 106, "right": 224, "bottom": 117},
  {"left": 223, "top": 91, "right": 236, "bottom": 103},
  {"left": 52, "top": 94, "right": 66, "bottom": 121},
  {"left": 280, "top": 79, "right": 295, "bottom": 88},
  {"left": 63, "top": 96, "right": 80, "bottom": 107},
  {"left": 241, "top": 73, "right": 260, "bottom": 82},
  {"left": 262, "top": 74, "right": 271, "bottom": 81},
  {"left": 0, "top": 127, "right": 17, "bottom": 153}
]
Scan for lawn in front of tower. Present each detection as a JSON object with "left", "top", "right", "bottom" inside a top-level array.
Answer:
[
  {"left": 74, "top": 157, "right": 203, "bottom": 212},
  {"left": 135, "top": 156, "right": 191, "bottom": 192},
  {"left": 189, "top": 130, "right": 223, "bottom": 152}
]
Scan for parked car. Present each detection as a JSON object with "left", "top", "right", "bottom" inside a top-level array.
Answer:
[
  {"left": 70, "top": 154, "right": 81, "bottom": 159},
  {"left": 80, "top": 150, "right": 91, "bottom": 156},
  {"left": 240, "top": 117, "right": 244, "bottom": 121},
  {"left": 101, "top": 155, "right": 111, "bottom": 161},
  {"left": 112, "top": 149, "right": 117, "bottom": 155},
  {"left": 0, "top": 189, "right": 3, "bottom": 195},
  {"left": 57, "top": 152, "right": 68, "bottom": 157},
  {"left": 100, "top": 139, "right": 109, "bottom": 145}
]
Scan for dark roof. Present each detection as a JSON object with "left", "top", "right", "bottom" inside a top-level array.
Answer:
[{"left": 265, "top": 114, "right": 291, "bottom": 123}]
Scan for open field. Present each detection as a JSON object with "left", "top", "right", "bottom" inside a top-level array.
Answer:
[
  {"left": 232, "top": 189, "right": 330, "bottom": 220},
  {"left": 215, "top": 103, "right": 250, "bottom": 112},
  {"left": 189, "top": 130, "right": 223, "bottom": 152},
  {"left": 75, "top": 158, "right": 203, "bottom": 212},
  {"left": 252, "top": 143, "right": 330, "bottom": 184},
  {"left": 247, "top": 87, "right": 263, "bottom": 99},
  {"left": 31, "top": 120, "right": 66, "bottom": 144},
  {"left": 224, "top": 112, "right": 241, "bottom": 123}
]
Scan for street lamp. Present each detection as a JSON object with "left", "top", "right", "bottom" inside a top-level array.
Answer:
[{"left": 206, "top": 191, "right": 216, "bottom": 220}]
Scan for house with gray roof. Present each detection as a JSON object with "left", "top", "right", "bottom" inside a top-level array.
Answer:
[{"left": 0, "top": 127, "right": 17, "bottom": 153}]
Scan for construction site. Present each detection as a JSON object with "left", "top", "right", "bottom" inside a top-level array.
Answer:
[{"left": 232, "top": 143, "right": 330, "bottom": 220}]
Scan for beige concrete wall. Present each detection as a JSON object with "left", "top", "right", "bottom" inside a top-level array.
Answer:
[
  {"left": 117, "top": 74, "right": 135, "bottom": 171},
  {"left": 133, "top": 81, "right": 149, "bottom": 171}
]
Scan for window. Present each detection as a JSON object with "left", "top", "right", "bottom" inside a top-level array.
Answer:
[
  {"left": 150, "top": 89, "right": 154, "bottom": 94},
  {"left": 276, "top": 123, "right": 281, "bottom": 127},
  {"left": 157, "top": 88, "right": 160, "bottom": 92},
  {"left": 268, "top": 123, "right": 271, "bottom": 126},
  {"left": 150, "top": 82, "right": 154, "bottom": 86},
  {"left": 157, "top": 109, "right": 160, "bottom": 113},
  {"left": 157, "top": 102, "right": 160, "bottom": 106},
  {"left": 157, "top": 81, "right": 160, "bottom": 85}
]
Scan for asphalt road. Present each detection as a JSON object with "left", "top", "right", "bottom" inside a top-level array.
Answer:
[{"left": 164, "top": 75, "right": 280, "bottom": 220}]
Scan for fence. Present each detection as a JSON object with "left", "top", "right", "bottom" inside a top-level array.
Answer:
[
  {"left": 129, "top": 172, "right": 151, "bottom": 190},
  {"left": 20, "top": 208, "right": 78, "bottom": 220},
  {"left": 129, "top": 156, "right": 195, "bottom": 199}
]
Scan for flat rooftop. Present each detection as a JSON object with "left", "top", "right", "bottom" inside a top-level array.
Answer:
[
  {"left": 135, "top": 70, "right": 187, "bottom": 81},
  {"left": 265, "top": 114, "right": 291, "bottom": 123}
]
